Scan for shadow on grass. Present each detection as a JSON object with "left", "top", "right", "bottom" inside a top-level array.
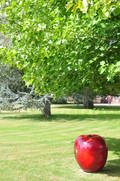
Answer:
[
  {"left": 100, "top": 137, "right": 120, "bottom": 177},
  {"left": 54, "top": 104, "right": 120, "bottom": 111},
  {"left": 0, "top": 111, "right": 120, "bottom": 177},
  {"left": 1, "top": 112, "right": 120, "bottom": 122},
  {"left": 103, "top": 158, "right": 120, "bottom": 177}
]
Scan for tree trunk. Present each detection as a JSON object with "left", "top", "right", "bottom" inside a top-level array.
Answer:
[
  {"left": 43, "top": 100, "right": 51, "bottom": 118},
  {"left": 83, "top": 88, "right": 94, "bottom": 109}
]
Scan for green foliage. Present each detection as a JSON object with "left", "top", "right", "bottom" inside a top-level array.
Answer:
[
  {"left": 0, "top": 0, "right": 120, "bottom": 97},
  {"left": 67, "top": 0, "right": 120, "bottom": 18}
]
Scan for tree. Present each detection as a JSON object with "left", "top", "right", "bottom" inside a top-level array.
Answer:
[
  {"left": 66, "top": 0, "right": 120, "bottom": 107},
  {"left": 0, "top": 63, "right": 53, "bottom": 117},
  {"left": 0, "top": 0, "right": 120, "bottom": 111},
  {"left": 67, "top": 0, "right": 120, "bottom": 18}
]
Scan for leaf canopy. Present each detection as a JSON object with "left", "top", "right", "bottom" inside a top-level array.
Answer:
[{"left": 0, "top": 0, "right": 120, "bottom": 96}]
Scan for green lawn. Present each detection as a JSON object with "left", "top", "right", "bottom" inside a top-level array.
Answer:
[{"left": 0, "top": 105, "right": 120, "bottom": 181}]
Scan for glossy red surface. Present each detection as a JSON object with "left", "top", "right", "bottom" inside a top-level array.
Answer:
[{"left": 74, "top": 134, "right": 108, "bottom": 172}]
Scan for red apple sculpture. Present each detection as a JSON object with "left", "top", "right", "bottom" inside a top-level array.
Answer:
[{"left": 74, "top": 134, "right": 108, "bottom": 172}]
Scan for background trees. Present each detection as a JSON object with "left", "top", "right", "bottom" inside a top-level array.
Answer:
[{"left": 0, "top": 0, "right": 120, "bottom": 109}]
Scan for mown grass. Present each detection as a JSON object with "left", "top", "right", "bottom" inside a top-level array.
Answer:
[{"left": 0, "top": 104, "right": 120, "bottom": 181}]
